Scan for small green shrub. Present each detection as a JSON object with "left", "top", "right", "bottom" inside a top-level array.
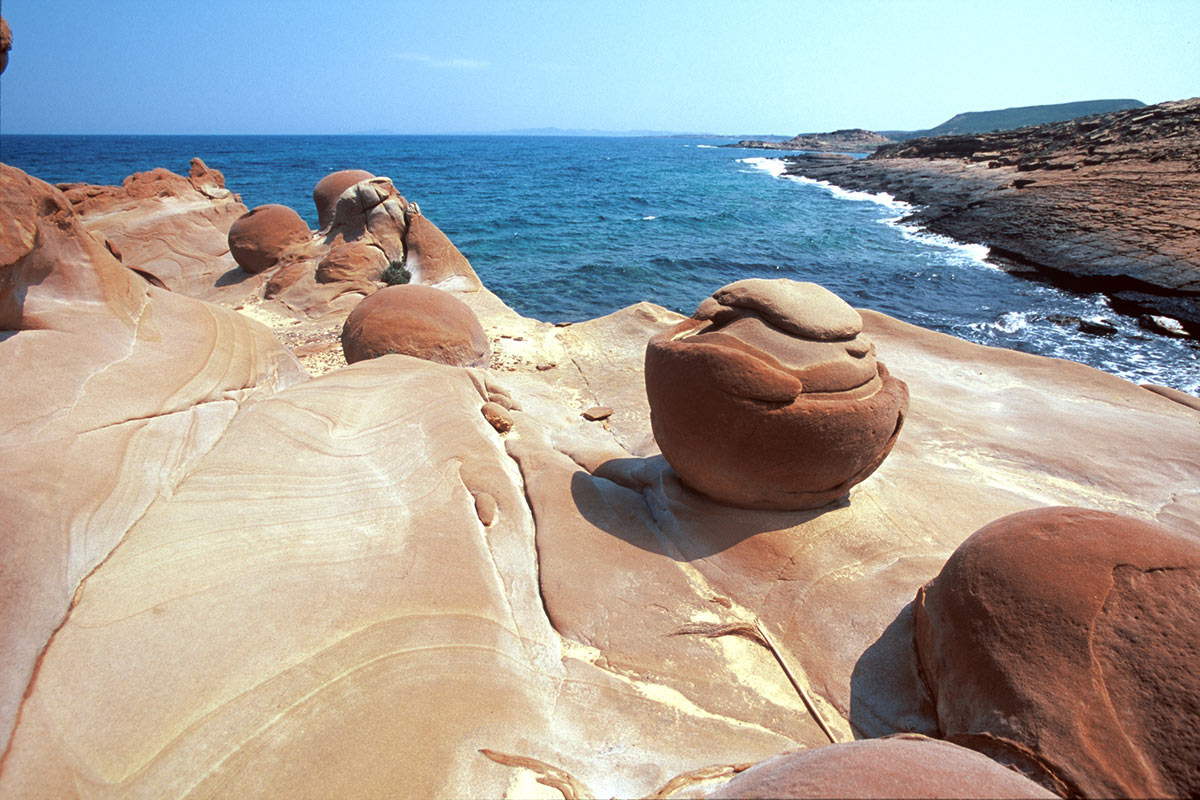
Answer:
[{"left": 382, "top": 259, "right": 411, "bottom": 286}]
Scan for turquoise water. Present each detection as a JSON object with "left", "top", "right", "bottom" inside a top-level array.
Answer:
[{"left": 2, "top": 134, "right": 1196, "bottom": 392}]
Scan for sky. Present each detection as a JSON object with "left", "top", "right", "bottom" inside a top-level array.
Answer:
[{"left": 0, "top": 0, "right": 1197, "bottom": 135}]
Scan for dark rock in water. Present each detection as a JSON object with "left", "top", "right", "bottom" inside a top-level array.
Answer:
[
  {"left": 1078, "top": 317, "right": 1117, "bottom": 336},
  {"left": 913, "top": 507, "right": 1200, "bottom": 798},
  {"left": 710, "top": 736, "right": 1057, "bottom": 799},
  {"left": 782, "top": 97, "right": 1200, "bottom": 333},
  {"left": 1138, "top": 313, "right": 1190, "bottom": 338}
]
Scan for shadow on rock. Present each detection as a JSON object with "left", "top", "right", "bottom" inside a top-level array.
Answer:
[
  {"left": 848, "top": 601, "right": 938, "bottom": 740},
  {"left": 569, "top": 455, "right": 844, "bottom": 561}
]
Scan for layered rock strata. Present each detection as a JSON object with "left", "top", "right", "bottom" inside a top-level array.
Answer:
[
  {"left": 784, "top": 97, "right": 1200, "bottom": 333},
  {"left": 3, "top": 159, "right": 1199, "bottom": 798},
  {"left": 645, "top": 279, "right": 908, "bottom": 509}
]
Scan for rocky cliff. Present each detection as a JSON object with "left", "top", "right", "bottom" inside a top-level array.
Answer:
[
  {"left": 783, "top": 97, "right": 1200, "bottom": 334},
  {"left": 2, "top": 160, "right": 1198, "bottom": 798}
]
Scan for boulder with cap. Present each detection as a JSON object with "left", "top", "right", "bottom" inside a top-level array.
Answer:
[{"left": 645, "top": 278, "right": 907, "bottom": 510}]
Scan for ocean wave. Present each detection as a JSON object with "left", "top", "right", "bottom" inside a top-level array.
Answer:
[
  {"left": 736, "top": 156, "right": 788, "bottom": 178},
  {"left": 785, "top": 174, "right": 913, "bottom": 211},
  {"left": 642, "top": 215, "right": 657, "bottom": 220},
  {"left": 696, "top": 144, "right": 718, "bottom": 149},
  {"left": 889, "top": 220, "right": 995, "bottom": 270}
]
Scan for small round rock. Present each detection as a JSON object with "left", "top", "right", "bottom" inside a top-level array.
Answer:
[{"left": 341, "top": 284, "right": 490, "bottom": 367}]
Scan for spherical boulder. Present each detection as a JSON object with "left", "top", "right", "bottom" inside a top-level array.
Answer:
[
  {"left": 913, "top": 507, "right": 1200, "bottom": 798},
  {"left": 709, "top": 737, "right": 1056, "bottom": 799},
  {"left": 0, "top": 17, "right": 12, "bottom": 75},
  {"left": 341, "top": 284, "right": 489, "bottom": 367},
  {"left": 227, "top": 204, "right": 311, "bottom": 274},
  {"left": 313, "top": 169, "right": 375, "bottom": 229},
  {"left": 645, "top": 278, "right": 907, "bottom": 510}
]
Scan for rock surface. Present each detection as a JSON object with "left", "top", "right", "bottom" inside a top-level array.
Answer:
[
  {"left": 709, "top": 736, "right": 1056, "bottom": 799},
  {"left": 784, "top": 97, "right": 1200, "bottom": 333},
  {"left": 914, "top": 507, "right": 1200, "bottom": 798},
  {"left": 341, "top": 284, "right": 490, "bottom": 367},
  {"left": 58, "top": 159, "right": 249, "bottom": 300},
  {"left": 729, "top": 128, "right": 894, "bottom": 153},
  {"left": 645, "top": 279, "right": 908, "bottom": 509},
  {"left": 3, "top": 157, "right": 1200, "bottom": 798},
  {"left": 313, "top": 169, "right": 375, "bottom": 229},
  {"left": 228, "top": 203, "right": 313, "bottom": 274},
  {"left": 0, "top": 16, "right": 11, "bottom": 74}
]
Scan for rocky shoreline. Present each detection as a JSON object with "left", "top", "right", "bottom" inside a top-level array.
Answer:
[
  {"left": 726, "top": 128, "right": 894, "bottom": 153},
  {"left": 782, "top": 98, "right": 1200, "bottom": 336},
  {"left": 3, "top": 154, "right": 1199, "bottom": 797}
]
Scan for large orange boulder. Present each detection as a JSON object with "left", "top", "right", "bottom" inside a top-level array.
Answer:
[
  {"left": 0, "top": 17, "right": 11, "bottom": 74},
  {"left": 645, "top": 279, "right": 907, "bottom": 509},
  {"left": 227, "top": 204, "right": 311, "bottom": 273},
  {"left": 341, "top": 284, "right": 489, "bottom": 367},
  {"left": 709, "top": 737, "right": 1055, "bottom": 799},
  {"left": 914, "top": 507, "right": 1200, "bottom": 798},
  {"left": 313, "top": 169, "right": 374, "bottom": 229}
]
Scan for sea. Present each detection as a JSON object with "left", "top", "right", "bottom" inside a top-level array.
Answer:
[{"left": 2, "top": 134, "right": 1197, "bottom": 393}]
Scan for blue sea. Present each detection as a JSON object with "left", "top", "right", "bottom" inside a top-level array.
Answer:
[{"left": 2, "top": 134, "right": 1197, "bottom": 392}]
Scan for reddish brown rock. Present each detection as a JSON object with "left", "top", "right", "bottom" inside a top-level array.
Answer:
[
  {"left": 341, "top": 284, "right": 490, "bottom": 367},
  {"left": 404, "top": 211, "right": 483, "bottom": 291},
  {"left": 313, "top": 169, "right": 375, "bottom": 229},
  {"left": 315, "top": 240, "right": 387, "bottom": 290},
  {"left": 914, "top": 507, "right": 1200, "bottom": 798},
  {"left": 645, "top": 279, "right": 908, "bottom": 509},
  {"left": 228, "top": 204, "right": 312, "bottom": 274},
  {"left": 709, "top": 737, "right": 1055, "bottom": 799},
  {"left": 481, "top": 401, "right": 514, "bottom": 433},
  {"left": 1, "top": 17, "right": 12, "bottom": 74}
]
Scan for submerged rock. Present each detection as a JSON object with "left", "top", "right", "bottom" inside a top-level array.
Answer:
[
  {"left": 341, "top": 284, "right": 489, "bottom": 367},
  {"left": 228, "top": 204, "right": 312, "bottom": 274},
  {"left": 914, "top": 506, "right": 1200, "bottom": 798},
  {"left": 645, "top": 278, "right": 908, "bottom": 509}
]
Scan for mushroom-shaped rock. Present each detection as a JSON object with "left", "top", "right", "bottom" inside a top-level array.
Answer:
[
  {"left": 227, "top": 204, "right": 311, "bottom": 274},
  {"left": 709, "top": 737, "right": 1056, "bottom": 799},
  {"left": 645, "top": 279, "right": 907, "bottom": 510},
  {"left": 341, "top": 284, "right": 490, "bottom": 367},
  {"left": 313, "top": 169, "right": 375, "bottom": 229},
  {"left": 913, "top": 507, "right": 1200, "bottom": 798}
]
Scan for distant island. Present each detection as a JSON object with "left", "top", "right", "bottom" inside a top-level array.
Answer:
[{"left": 725, "top": 128, "right": 895, "bottom": 153}]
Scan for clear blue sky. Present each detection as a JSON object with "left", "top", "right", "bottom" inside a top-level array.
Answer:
[{"left": 1, "top": 0, "right": 1196, "bottom": 135}]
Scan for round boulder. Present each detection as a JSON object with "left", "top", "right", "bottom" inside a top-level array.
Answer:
[
  {"left": 645, "top": 278, "right": 907, "bottom": 510},
  {"left": 709, "top": 737, "right": 1056, "bottom": 799},
  {"left": 313, "top": 169, "right": 375, "bottom": 229},
  {"left": 227, "top": 204, "right": 311, "bottom": 274},
  {"left": 914, "top": 507, "right": 1200, "bottom": 798},
  {"left": 341, "top": 284, "right": 489, "bottom": 367}
]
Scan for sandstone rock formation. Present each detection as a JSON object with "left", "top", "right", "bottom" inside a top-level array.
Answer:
[
  {"left": 709, "top": 736, "right": 1056, "bottom": 798},
  {"left": 784, "top": 97, "right": 1200, "bottom": 333},
  {"left": 227, "top": 203, "right": 313, "bottom": 274},
  {"left": 0, "top": 164, "right": 305, "bottom": 761},
  {"left": 913, "top": 507, "right": 1200, "bottom": 798},
  {"left": 0, "top": 16, "right": 12, "bottom": 74},
  {"left": 313, "top": 169, "right": 375, "bottom": 229},
  {"left": 645, "top": 278, "right": 908, "bottom": 509},
  {"left": 58, "top": 159, "right": 248, "bottom": 299},
  {"left": 3, "top": 156, "right": 1199, "bottom": 798},
  {"left": 341, "top": 284, "right": 490, "bottom": 366}
]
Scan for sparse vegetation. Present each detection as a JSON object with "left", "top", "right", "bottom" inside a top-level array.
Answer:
[{"left": 382, "top": 258, "right": 411, "bottom": 286}]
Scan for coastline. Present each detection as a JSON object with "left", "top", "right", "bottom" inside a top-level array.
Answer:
[{"left": 779, "top": 98, "right": 1200, "bottom": 336}]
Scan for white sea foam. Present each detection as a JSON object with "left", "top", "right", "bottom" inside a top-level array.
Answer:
[
  {"left": 736, "top": 157, "right": 788, "bottom": 178},
  {"left": 696, "top": 144, "right": 718, "bottom": 149},
  {"left": 889, "top": 220, "right": 995, "bottom": 270},
  {"left": 642, "top": 215, "right": 657, "bottom": 221},
  {"left": 785, "top": 174, "right": 913, "bottom": 212}
]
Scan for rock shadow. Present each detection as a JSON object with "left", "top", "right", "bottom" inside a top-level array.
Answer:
[
  {"left": 569, "top": 455, "right": 846, "bottom": 561},
  {"left": 848, "top": 600, "right": 938, "bottom": 740},
  {"left": 215, "top": 265, "right": 250, "bottom": 287}
]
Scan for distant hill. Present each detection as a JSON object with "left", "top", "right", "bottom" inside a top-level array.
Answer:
[{"left": 883, "top": 99, "right": 1146, "bottom": 140}]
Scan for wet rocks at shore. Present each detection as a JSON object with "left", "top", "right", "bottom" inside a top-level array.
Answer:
[{"left": 783, "top": 97, "right": 1200, "bottom": 335}]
